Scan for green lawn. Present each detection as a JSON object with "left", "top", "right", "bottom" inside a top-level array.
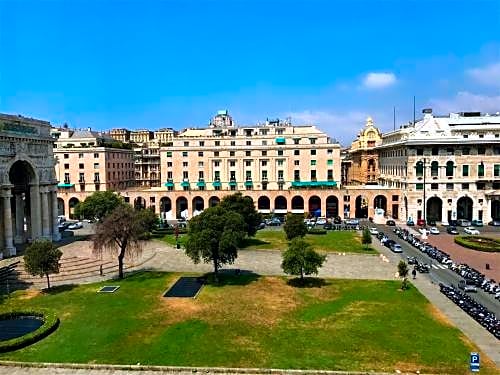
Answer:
[
  {"left": 0, "top": 272, "right": 495, "bottom": 374},
  {"left": 241, "top": 229, "right": 376, "bottom": 254}
]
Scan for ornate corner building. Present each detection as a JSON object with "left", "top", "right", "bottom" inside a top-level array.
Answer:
[{"left": 0, "top": 114, "right": 61, "bottom": 259}]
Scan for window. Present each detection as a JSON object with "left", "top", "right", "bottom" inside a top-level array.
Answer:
[
  {"left": 166, "top": 151, "right": 172, "bottom": 157},
  {"left": 327, "top": 170, "right": 333, "bottom": 181},
  {"left": 479, "top": 134, "right": 484, "bottom": 139},
  {"left": 294, "top": 150, "right": 300, "bottom": 156},
  {"left": 277, "top": 150, "right": 283, "bottom": 156},
  {"left": 494, "top": 164, "right": 500, "bottom": 177},
  {"left": 478, "top": 163, "right": 485, "bottom": 177},
  {"left": 246, "top": 141, "right": 251, "bottom": 146},
  {"left": 167, "top": 162, "right": 173, "bottom": 167},
  {"left": 294, "top": 160, "right": 300, "bottom": 166},
  {"left": 94, "top": 153, "right": 99, "bottom": 158},
  {"left": 462, "top": 183, "right": 469, "bottom": 190},
  {"left": 184, "top": 141, "right": 189, "bottom": 147},
  {"left": 230, "top": 151, "right": 235, "bottom": 156},
  {"left": 463, "top": 134, "right": 468, "bottom": 139},
  {"left": 215, "top": 141, "right": 220, "bottom": 146},
  {"left": 478, "top": 147, "right": 486, "bottom": 155},
  {"left": 79, "top": 153, "right": 84, "bottom": 158},
  {"left": 446, "top": 147, "right": 454, "bottom": 155},
  {"left": 415, "top": 161, "right": 423, "bottom": 177},
  {"left": 79, "top": 163, "right": 84, "bottom": 169},
  {"left": 416, "top": 183, "right": 423, "bottom": 190},
  {"left": 199, "top": 141, "right": 204, "bottom": 147},
  {"left": 198, "top": 161, "right": 204, "bottom": 167},
  {"left": 445, "top": 161, "right": 454, "bottom": 177},
  {"left": 93, "top": 163, "right": 99, "bottom": 169},
  {"left": 277, "top": 159, "right": 284, "bottom": 166},
  {"left": 64, "top": 154, "right": 69, "bottom": 159},
  {"left": 417, "top": 148, "right": 423, "bottom": 156},
  {"left": 245, "top": 160, "right": 251, "bottom": 167},
  {"left": 214, "top": 171, "right": 220, "bottom": 180},
  {"left": 311, "top": 160, "right": 316, "bottom": 166},
  {"left": 392, "top": 195, "right": 399, "bottom": 201},
  {"left": 167, "top": 171, "right": 173, "bottom": 179},
  {"left": 262, "top": 160, "right": 267, "bottom": 166},
  {"left": 278, "top": 170, "right": 284, "bottom": 180},
  {"left": 198, "top": 151, "right": 203, "bottom": 157},
  {"left": 310, "top": 170, "right": 317, "bottom": 181},
  {"left": 79, "top": 172, "right": 85, "bottom": 182},
  {"left": 64, "top": 173, "right": 70, "bottom": 183},
  {"left": 311, "top": 150, "right": 316, "bottom": 156},
  {"left": 230, "top": 161, "right": 236, "bottom": 167},
  {"left": 183, "top": 162, "right": 188, "bottom": 167},
  {"left": 477, "top": 182, "right": 485, "bottom": 190},
  {"left": 462, "top": 147, "right": 470, "bottom": 155},
  {"left": 230, "top": 171, "right": 236, "bottom": 180},
  {"left": 94, "top": 172, "right": 100, "bottom": 182},
  {"left": 327, "top": 159, "right": 333, "bottom": 166},
  {"left": 214, "top": 151, "right": 219, "bottom": 157},
  {"left": 262, "top": 140, "right": 267, "bottom": 146},
  {"left": 462, "top": 165, "right": 469, "bottom": 176},
  {"left": 446, "top": 183, "right": 453, "bottom": 190},
  {"left": 183, "top": 171, "right": 188, "bottom": 179},
  {"left": 431, "top": 183, "right": 438, "bottom": 190},
  {"left": 214, "top": 161, "right": 220, "bottom": 167},
  {"left": 182, "top": 151, "right": 188, "bottom": 157},
  {"left": 245, "top": 151, "right": 251, "bottom": 156},
  {"left": 309, "top": 138, "right": 316, "bottom": 144},
  {"left": 294, "top": 138, "right": 300, "bottom": 145},
  {"left": 327, "top": 149, "right": 333, "bottom": 154},
  {"left": 431, "top": 147, "right": 438, "bottom": 156},
  {"left": 430, "top": 161, "right": 438, "bottom": 177},
  {"left": 64, "top": 163, "right": 69, "bottom": 169},
  {"left": 230, "top": 141, "right": 235, "bottom": 146},
  {"left": 262, "top": 150, "right": 267, "bottom": 156},
  {"left": 245, "top": 171, "right": 252, "bottom": 180},
  {"left": 344, "top": 195, "right": 350, "bottom": 202},
  {"left": 276, "top": 129, "right": 284, "bottom": 135},
  {"left": 198, "top": 171, "right": 204, "bottom": 179},
  {"left": 262, "top": 170, "right": 268, "bottom": 180},
  {"left": 294, "top": 170, "right": 300, "bottom": 181}
]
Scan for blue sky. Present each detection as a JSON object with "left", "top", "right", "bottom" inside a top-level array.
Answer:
[{"left": 1, "top": 0, "right": 499, "bottom": 144}]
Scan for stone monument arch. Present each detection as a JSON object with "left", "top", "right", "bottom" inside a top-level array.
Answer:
[{"left": 0, "top": 114, "right": 60, "bottom": 259}]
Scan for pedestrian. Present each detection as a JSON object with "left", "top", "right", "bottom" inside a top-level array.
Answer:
[
  {"left": 412, "top": 268, "right": 417, "bottom": 279},
  {"left": 100, "top": 264, "right": 103, "bottom": 276}
]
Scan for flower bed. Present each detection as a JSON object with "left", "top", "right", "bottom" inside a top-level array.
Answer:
[{"left": 454, "top": 235, "right": 500, "bottom": 253}]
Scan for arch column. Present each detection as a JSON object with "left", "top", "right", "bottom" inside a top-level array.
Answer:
[
  {"left": 14, "top": 194, "right": 25, "bottom": 244},
  {"left": 51, "top": 186, "right": 61, "bottom": 241},
  {"left": 41, "top": 186, "right": 51, "bottom": 239},
  {"left": 2, "top": 188, "right": 16, "bottom": 257},
  {"left": 30, "top": 183, "right": 42, "bottom": 240}
]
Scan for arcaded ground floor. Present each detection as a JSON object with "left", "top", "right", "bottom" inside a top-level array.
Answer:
[{"left": 57, "top": 186, "right": 403, "bottom": 221}]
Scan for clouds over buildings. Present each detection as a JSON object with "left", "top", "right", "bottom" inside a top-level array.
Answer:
[
  {"left": 467, "top": 62, "right": 500, "bottom": 87},
  {"left": 362, "top": 72, "right": 397, "bottom": 89},
  {"left": 430, "top": 91, "right": 500, "bottom": 114}
]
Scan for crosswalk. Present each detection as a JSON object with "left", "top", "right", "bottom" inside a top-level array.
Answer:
[{"left": 431, "top": 264, "right": 449, "bottom": 270}]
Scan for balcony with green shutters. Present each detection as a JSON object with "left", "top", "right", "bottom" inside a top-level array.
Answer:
[
  {"left": 244, "top": 180, "right": 253, "bottom": 187},
  {"left": 196, "top": 179, "right": 206, "bottom": 187},
  {"left": 275, "top": 137, "right": 286, "bottom": 145},
  {"left": 212, "top": 180, "right": 222, "bottom": 187},
  {"left": 291, "top": 181, "right": 337, "bottom": 189},
  {"left": 181, "top": 181, "right": 190, "bottom": 188},
  {"left": 57, "top": 182, "right": 75, "bottom": 188},
  {"left": 228, "top": 179, "right": 237, "bottom": 187},
  {"left": 164, "top": 179, "right": 174, "bottom": 187}
]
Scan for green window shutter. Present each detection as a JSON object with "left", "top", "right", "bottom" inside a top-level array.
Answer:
[
  {"left": 327, "top": 159, "right": 333, "bottom": 166},
  {"left": 311, "top": 160, "right": 316, "bottom": 166},
  {"left": 166, "top": 152, "right": 172, "bottom": 157},
  {"left": 416, "top": 183, "right": 423, "bottom": 190}
]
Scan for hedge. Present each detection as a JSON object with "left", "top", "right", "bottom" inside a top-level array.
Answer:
[
  {"left": 0, "top": 310, "right": 59, "bottom": 353},
  {"left": 308, "top": 228, "right": 327, "bottom": 235},
  {"left": 454, "top": 236, "right": 500, "bottom": 253}
]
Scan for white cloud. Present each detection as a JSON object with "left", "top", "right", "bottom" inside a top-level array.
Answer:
[
  {"left": 284, "top": 110, "right": 373, "bottom": 145},
  {"left": 430, "top": 91, "right": 500, "bottom": 114},
  {"left": 467, "top": 62, "right": 500, "bottom": 87},
  {"left": 362, "top": 72, "right": 397, "bottom": 89}
]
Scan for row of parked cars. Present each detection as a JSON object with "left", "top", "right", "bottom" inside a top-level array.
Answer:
[{"left": 440, "top": 284, "right": 500, "bottom": 339}]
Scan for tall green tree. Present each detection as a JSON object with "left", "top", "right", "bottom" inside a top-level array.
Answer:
[
  {"left": 24, "top": 240, "right": 63, "bottom": 290},
  {"left": 362, "top": 227, "right": 372, "bottom": 248},
  {"left": 74, "top": 191, "right": 123, "bottom": 221},
  {"left": 136, "top": 207, "right": 158, "bottom": 232},
  {"left": 185, "top": 206, "right": 246, "bottom": 281},
  {"left": 281, "top": 238, "right": 326, "bottom": 282},
  {"left": 397, "top": 260, "right": 409, "bottom": 290},
  {"left": 283, "top": 214, "right": 308, "bottom": 240},
  {"left": 219, "top": 192, "right": 261, "bottom": 237},
  {"left": 93, "top": 205, "right": 145, "bottom": 279}
]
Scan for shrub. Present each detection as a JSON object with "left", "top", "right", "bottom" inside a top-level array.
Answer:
[
  {"left": 454, "top": 236, "right": 500, "bottom": 252},
  {"left": 308, "top": 228, "right": 327, "bottom": 235},
  {"left": 0, "top": 310, "right": 59, "bottom": 353}
]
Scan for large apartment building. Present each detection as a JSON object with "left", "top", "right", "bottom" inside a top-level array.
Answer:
[{"left": 377, "top": 110, "right": 500, "bottom": 224}]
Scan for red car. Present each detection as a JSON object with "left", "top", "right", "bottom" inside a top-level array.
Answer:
[{"left": 417, "top": 219, "right": 426, "bottom": 226}]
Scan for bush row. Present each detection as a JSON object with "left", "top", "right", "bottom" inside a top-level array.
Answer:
[
  {"left": 0, "top": 310, "right": 59, "bottom": 353},
  {"left": 307, "top": 228, "right": 327, "bottom": 235},
  {"left": 454, "top": 236, "right": 500, "bottom": 253}
]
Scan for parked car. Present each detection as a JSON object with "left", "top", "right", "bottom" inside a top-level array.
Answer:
[
  {"left": 390, "top": 243, "right": 403, "bottom": 253},
  {"left": 429, "top": 227, "right": 440, "bottom": 235},
  {"left": 257, "top": 222, "right": 266, "bottom": 230},
  {"left": 488, "top": 219, "right": 500, "bottom": 226},
  {"left": 267, "top": 218, "right": 281, "bottom": 226},
  {"left": 344, "top": 218, "right": 359, "bottom": 225},
  {"left": 386, "top": 219, "right": 396, "bottom": 226},
  {"left": 316, "top": 217, "right": 327, "bottom": 225},
  {"left": 407, "top": 256, "right": 418, "bottom": 265},
  {"left": 333, "top": 216, "right": 342, "bottom": 224},
  {"left": 427, "top": 219, "right": 437, "bottom": 226},
  {"left": 58, "top": 222, "right": 70, "bottom": 232},
  {"left": 68, "top": 222, "right": 83, "bottom": 230},
  {"left": 457, "top": 219, "right": 472, "bottom": 227},
  {"left": 417, "top": 218, "right": 426, "bottom": 226},
  {"left": 458, "top": 279, "right": 478, "bottom": 293},
  {"left": 406, "top": 218, "right": 415, "bottom": 226},
  {"left": 464, "top": 227, "right": 480, "bottom": 235},
  {"left": 446, "top": 226, "right": 459, "bottom": 235},
  {"left": 369, "top": 227, "right": 379, "bottom": 235},
  {"left": 471, "top": 219, "right": 484, "bottom": 227},
  {"left": 323, "top": 223, "right": 333, "bottom": 230}
]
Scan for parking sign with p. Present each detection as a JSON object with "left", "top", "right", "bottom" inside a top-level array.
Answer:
[{"left": 470, "top": 352, "right": 480, "bottom": 372}]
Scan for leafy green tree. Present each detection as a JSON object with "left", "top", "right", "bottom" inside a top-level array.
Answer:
[
  {"left": 362, "top": 227, "right": 372, "bottom": 248},
  {"left": 185, "top": 206, "right": 246, "bottom": 281},
  {"left": 283, "top": 214, "right": 308, "bottom": 241},
  {"left": 281, "top": 238, "right": 326, "bottom": 281},
  {"left": 24, "top": 240, "right": 63, "bottom": 290},
  {"left": 136, "top": 207, "right": 158, "bottom": 232},
  {"left": 93, "top": 205, "right": 145, "bottom": 279},
  {"left": 397, "top": 260, "right": 409, "bottom": 290},
  {"left": 74, "top": 191, "right": 123, "bottom": 221},
  {"left": 219, "top": 192, "right": 261, "bottom": 237}
]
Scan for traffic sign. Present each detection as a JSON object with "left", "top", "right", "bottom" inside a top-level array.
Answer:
[{"left": 470, "top": 352, "right": 480, "bottom": 372}]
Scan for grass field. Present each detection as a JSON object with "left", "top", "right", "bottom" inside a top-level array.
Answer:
[
  {"left": 0, "top": 272, "right": 495, "bottom": 374},
  {"left": 161, "top": 229, "right": 375, "bottom": 254}
]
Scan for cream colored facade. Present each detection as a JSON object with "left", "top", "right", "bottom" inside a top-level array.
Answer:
[
  {"left": 378, "top": 111, "right": 500, "bottom": 224},
  {"left": 1, "top": 114, "right": 60, "bottom": 258}
]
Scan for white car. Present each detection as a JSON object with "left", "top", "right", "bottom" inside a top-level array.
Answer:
[
  {"left": 316, "top": 217, "right": 327, "bottom": 225},
  {"left": 369, "top": 227, "right": 378, "bottom": 235},
  {"left": 464, "top": 227, "right": 480, "bottom": 235},
  {"left": 390, "top": 243, "right": 403, "bottom": 253},
  {"left": 429, "top": 227, "right": 440, "bottom": 235},
  {"left": 68, "top": 222, "right": 83, "bottom": 230}
]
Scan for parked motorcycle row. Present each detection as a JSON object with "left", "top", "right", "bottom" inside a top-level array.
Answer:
[{"left": 440, "top": 284, "right": 500, "bottom": 340}]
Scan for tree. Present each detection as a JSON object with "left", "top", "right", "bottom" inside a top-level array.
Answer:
[
  {"left": 281, "top": 238, "right": 326, "bottom": 282},
  {"left": 185, "top": 206, "right": 246, "bottom": 282},
  {"left": 362, "top": 227, "right": 372, "bottom": 248},
  {"left": 219, "top": 192, "right": 261, "bottom": 237},
  {"left": 283, "top": 214, "right": 308, "bottom": 240},
  {"left": 397, "top": 260, "right": 409, "bottom": 290},
  {"left": 136, "top": 207, "right": 158, "bottom": 233},
  {"left": 74, "top": 191, "right": 123, "bottom": 222},
  {"left": 24, "top": 240, "right": 63, "bottom": 290},
  {"left": 93, "top": 205, "right": 145, "bottom": 279}
]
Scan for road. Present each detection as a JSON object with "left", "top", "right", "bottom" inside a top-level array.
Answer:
[{"left": 371, "top": 222, "right": 500, "bottom": 316}]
